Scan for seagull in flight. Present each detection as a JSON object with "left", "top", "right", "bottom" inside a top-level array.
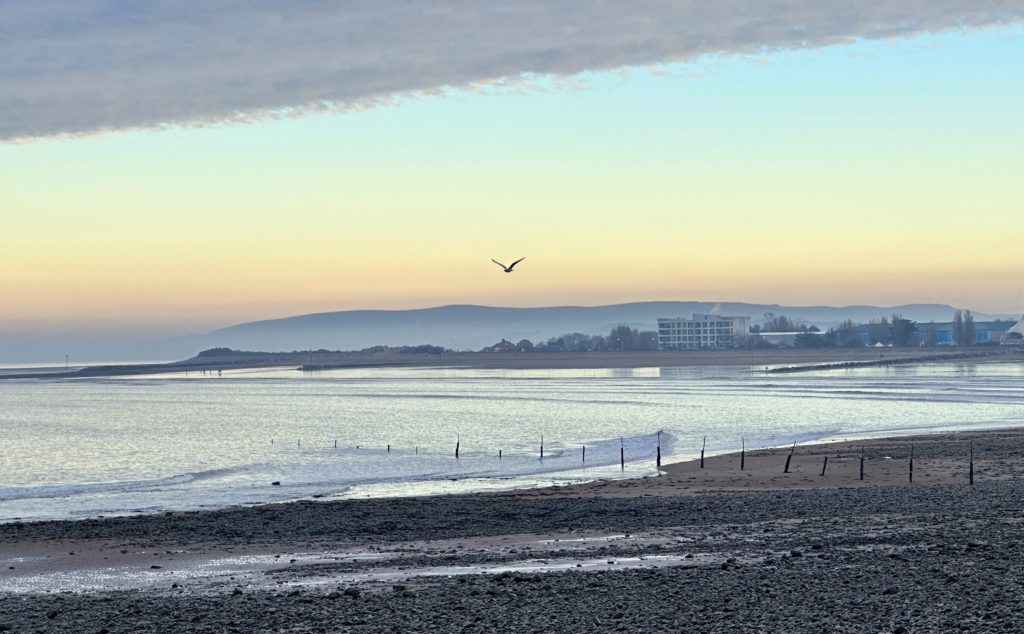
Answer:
[{"left": 492, "top": 257, "right": 525, "bottom": 273}]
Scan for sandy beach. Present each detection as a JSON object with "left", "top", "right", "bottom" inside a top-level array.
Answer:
[{"left": 2, "top": 428, "right": 1023, "bottom": 632}]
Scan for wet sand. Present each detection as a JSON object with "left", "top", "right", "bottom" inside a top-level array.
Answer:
[{"left": 2, "top": 428, "right": 1024, "bottom": 632}]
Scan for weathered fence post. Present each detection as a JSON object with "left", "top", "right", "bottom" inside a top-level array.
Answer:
[
  {"left": 969, "top": 441, "right": 975, "bottom": 485},
  {"left": 859, "top": 446, "right": 865, "bottom": 481},
  {"left": 700, "top": 436, "right": 706, "bottom": 469},
  {"left": 909, "top": 445, "right": 914, "bottom": 483},
  {"left": 656, "top": 431, "right": 662, "bottom": 469},
  {"left": 540, "top": 434, "right": 544, "bottom": 461},
  {"left": 784, "top": 443, "right": 796, "bottom": 473},
  {"left": 620, "top": 437, "right": 625, "bottom": 471},
  {"left": 582, "top": 445, "right": 586, "bottom": 463},
  {"left": 455, "top": 435, "right": 460, "bottom": 459},
  {"left": 820, "top": 455, "right": 828, "bottom": 476},
  {"left": 740, "top": 437, "right": 745, "bottom": 471}
]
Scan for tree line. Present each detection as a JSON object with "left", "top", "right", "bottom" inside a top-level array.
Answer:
[{"left": 483, "top": 325, "right": 660, "bottom": 353}]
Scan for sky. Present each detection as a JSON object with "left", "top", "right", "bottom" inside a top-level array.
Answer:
[{"left": 2, "top": 1, "right": 1024, "bottom": 357}]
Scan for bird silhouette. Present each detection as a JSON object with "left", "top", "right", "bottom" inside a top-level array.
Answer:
[{"left": 491, "top": 257, "right": 525, "bottom": 273}]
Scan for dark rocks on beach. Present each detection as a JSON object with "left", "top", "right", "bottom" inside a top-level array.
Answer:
[
  {"left": 2, "top": 480, "right": 1020, "bottom": 547},
  {"left": 4, "top": 447, "right": 1024, "bottom": 632}
]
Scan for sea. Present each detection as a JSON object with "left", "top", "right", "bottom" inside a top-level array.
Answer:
[{"left": 1, "top": 362, "right": 1023, "bottom": 523}]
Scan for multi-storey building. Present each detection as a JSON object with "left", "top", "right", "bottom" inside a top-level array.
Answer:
[{"left": 657, "top": 314, "right": 751, "bottom": 350}]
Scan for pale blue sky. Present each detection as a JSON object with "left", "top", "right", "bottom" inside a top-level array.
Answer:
[{"left": 1, "top": 11, "right": 1023, "bottom": 364}]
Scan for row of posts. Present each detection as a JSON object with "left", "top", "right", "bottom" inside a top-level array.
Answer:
[
  {"left": 273, "top": 434, "right": 978, "bottom": 484},
  {"left": 274, "top": 431, "right": 665, "bottom": 471},
  {"left": 734, "top": 437, "right": 975, "bottom": 484}
]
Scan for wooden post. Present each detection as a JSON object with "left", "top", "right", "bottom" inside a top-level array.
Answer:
[
  {"left": 582, "top": 445, "right": 586, "bottom": 463},
  {"left": 784, "top": 442, "right": 795, "bottom": 473},
  {"left": 909, "top": 445, "right": 914, "bottom": 483},
  {"left": 859, "top": 446, "right": 865, "bottom": 481},
  {"left": 620, "top": 437, "right": 625, "bottom": 471},
  {"left": 540, "top": 434, "right": 544, "bottom": 461},
  {"left": 969, "top": 441, "right": 974, "bottom": 485},
  {"left": 455, "top": 436, "right": 460, "bottom": 459},
  {"left": 656, "top": 431, "right": 662, "bottom": 469},
  {"left": 700, "top": 436, "right": 706, "bottom": 469},
  {"left": 499, "top": 449, "right": 502, "bottom": 459},
  {"left": 387, "top": 444, "right": 390, "bottom": 453},
  {"left": 740, "top": 437, "right": 745, "bottom": 471},
  {"left": 820, "top": 455, "right": 828, "bottom": 476},
  {"left": 333, "top": 439, "right": 337, "bottom": 449}
]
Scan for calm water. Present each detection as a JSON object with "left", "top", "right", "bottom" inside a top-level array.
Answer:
[{"left": 1, "top": 363, "right": 1023, "bottom": 522}]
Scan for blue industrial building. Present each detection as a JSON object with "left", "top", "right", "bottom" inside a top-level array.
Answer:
[{"left": 855, "top": 320, "right": 1017, "bottom": 346}]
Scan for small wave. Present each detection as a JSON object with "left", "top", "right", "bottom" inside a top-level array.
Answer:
[{"left": 0, "top": 464, "right": 254, "bottom": 502}]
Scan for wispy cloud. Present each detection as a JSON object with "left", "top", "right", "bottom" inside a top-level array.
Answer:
[{"left": 3, "top": 1, "right": 1021, "bottom": 141}]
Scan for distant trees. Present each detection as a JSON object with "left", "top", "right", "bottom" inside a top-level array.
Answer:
[
  {"left": 397, "top": 344, "right": 448, "bottom": 355},
  {"left": 540, "top": 332, "right": 605, "bottom": 352},
  {"left": 740, "top": 325, "right": 772, "bottom": 349},
  {"left": 952, "top": 310, "right": 976, "bottom": 345},
  {"left": 794, "top": 330, "right": 832, "bottom": 347},
  {"left": 964, "top": 311, "right": 976, "bottom": 345},
  {"left": 761, "top": 313, "right": 803, "bottom": 332},
  {"left": 921, "top": 321, "right": 939, "bottom": 347},
  {"left": 536, "top": 325, "right": 658, "bottom": 352},
  {"left": 889, "top": 314, "right": 918, "bottom": 347},
  {"left": 856, "top": 314, "right": 919, "bottom": 347},
  {"left": 866, "top": 317, "right": 890, "bottom": 346},
  {"left": 834, "top": 319, "right": 861, "bottom": 347}
]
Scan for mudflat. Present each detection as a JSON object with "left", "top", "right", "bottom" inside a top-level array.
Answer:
[
  {"left": 3, "top": 346, "right": 1019, "bottom": 379},
  {"left": 2, "top": 429, "right": 1023, "bottom": 632}
]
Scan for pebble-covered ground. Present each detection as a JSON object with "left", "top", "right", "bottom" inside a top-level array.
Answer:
[{"left": 2, "top": 431, "right": 1024, "bottom": 632}]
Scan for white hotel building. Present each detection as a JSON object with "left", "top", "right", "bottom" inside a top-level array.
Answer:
[{"left": 657, "top": 314, "right": 751, "bottom": 350}]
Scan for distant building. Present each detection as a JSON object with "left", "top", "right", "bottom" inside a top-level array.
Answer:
[
  {"left": 657, "top": 314, "right": 751, "bottom": 350},
  {"left": 480, "top": 339, "right": 520, "bottom": 353},
  {"left": 859, "top": 320, "right": 1016, "bottom": 346},
  {"left": 1001, "top": 317, "right": 1024, "bottom": 345}
]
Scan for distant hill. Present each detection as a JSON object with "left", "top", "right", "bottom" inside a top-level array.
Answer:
[{"left": 179, "top": 301, "right": 1000, "bottom": 353}]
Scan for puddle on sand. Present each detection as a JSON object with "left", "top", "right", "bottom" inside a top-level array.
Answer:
[
  {"left": 0, "top": 551, "right": 395, "bottom": 594},
  {"left": 537, "top": 534, "right": 628, "bottom": 544},
  {"left": 281, "top": 553, "right": 730, "bottom": 588},
  {"left": 0, "top": 530, "right": 739, "bottom": 595}
]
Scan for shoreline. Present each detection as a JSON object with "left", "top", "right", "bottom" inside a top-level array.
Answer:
[
  {"left": 2, "top": 346, "right": 1019, "bottom": 380},
  {"left": 1, "top": 427, "right": 1019, "bottom": 543},
  {"left": 2, "top": 428, "right": 1024, "bottom": 631}
]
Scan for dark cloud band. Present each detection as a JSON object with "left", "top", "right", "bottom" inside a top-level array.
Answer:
[{"left": 2, "top": 0, "right": 1021, "bottom": 141}]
